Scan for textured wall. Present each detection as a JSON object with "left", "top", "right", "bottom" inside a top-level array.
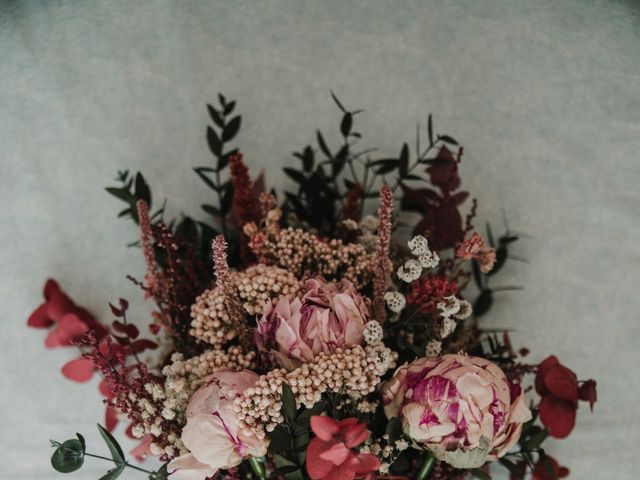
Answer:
[{"left": 1, "top": 1, "right": 639, "bottom": 478}]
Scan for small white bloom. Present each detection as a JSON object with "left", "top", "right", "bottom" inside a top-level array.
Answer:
[
  {"left": 360, "top": 214, "right": 379, "bottom": 233},
  {"left": 384, "top": 291, "right": 406, "bottom": 313},
  {"left": 342, "top": 219, "right": 359, "bottom": 231},
  {"left": 379, "top": 463, "right": 390, "bottom": 475},
  {"left": 131, "top": 424, "right": 145, "bottom": 439},
  {"left": 455, "top": 299, "right": 473, "bottom": 320},
  {"left": 440, "top": 316, "right": 457, "bottom": 339},
  {"left": 426, "top": 339, "right": 442, "bottom": 357},
  {"left": 418, "top": 251, "right": 440, "bottom": 269},
  {"left": 397, "top": 259, "right": 422, "bottom": 283},
  {"left": 364, "top": 320, "right": 384, "bottom": 344},
  {"left": 395, "top": 439, "right": 409, "bottom": 451},
  {"left": 408, "top": 235, "right": 430, "bottom": 256},
  {"left": 437, "top": 295, "right": 461, "bottom": 317}
]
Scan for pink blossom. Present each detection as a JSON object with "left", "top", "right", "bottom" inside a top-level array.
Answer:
[
  {"left": 168, "top": 369, "right": 268, "bottom": 480},
  {"left": 456, "top": 233, "right": 496, "bottom": 273},
  {"left": 255, "top": 279, "right": 369, "bottom": 369},
  {"left": 382, "top": 354, "right": 531, "bottom": 469}
]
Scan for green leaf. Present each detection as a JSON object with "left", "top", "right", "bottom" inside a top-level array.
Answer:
[
  {"left": 207, "top": 104, "right": 224, "bottom": 128},
  {"left": 99, "top": 464, "right": 125, "bottom": 480},
  {"left": 471, "top": 468, "right": 492, "bottom": 479},
  {"left": 105, "top": 187, "right": 132, "bottom": 203},
  {"left": 281, "top": 383, "right": 297, "bottom": 423},
  {"left": 222, "top": 116, "right": 241, "bottom": 142},
  {"left": 438, "top": 134, "right": 459, "bottom": 145},
  {"left": 207, "top": 126, "right": 222, "bottom": 156},
  {"left": 202, "top": 204, "right": 221, "bottom": 217},
  {"left": 51, "top": 438, "right": 85, "bottom": 473},
  {"left": 97, "top": 424, "right": 125, "bottom": 465},
  {"left": 427, "top": 114, "right": 434, "bottom": 147},
  {"left": 539, "top": 449, "right": 557, "bottom": 480},
  {"left": 316, "top": 130, "right": 331, "bottom": 158},
  {"left": 223, "top": 100, "right": 236, "bottom": 115},
  {"left": 151, "top": 464, "right": 169, "bottom": 480},
  {"left": 221, "top": 183, "right": 234, "bottom": 215},
  {"left": 524, "top": 428, "right": 549, "bottom": 451},
  {"left": 399, "top": 143, "right": 409, "bottom": 177},
  {"left": 194, "top": 167, "right": 218, "bottom": 190},
  {"left": 284, "top": 168, "right": 307, "bottom": 184},
  {"left": 499, "top": 458, "right": 524, "bottom": 478},
  {"left": 330, "top": 90, "right": 346, "bottom": 113},
  {"left": 135, "top": 173, "right": 151, "bottom": 205},
  {"left": 340, "top": 112, "right": 353, "bottom": 137}
]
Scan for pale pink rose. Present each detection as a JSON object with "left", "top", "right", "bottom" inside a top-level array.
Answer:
[
  {"left": 255, "top": 278, "right": 369, "bottom": 369},
  {"left": 382, "top": 354, "right": 531, "bottom": 469},
  {"left": 168, "top": 369, "right": 268, "bottom": 480}
]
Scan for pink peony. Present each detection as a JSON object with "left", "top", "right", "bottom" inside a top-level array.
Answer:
[
  {"left": 255, "top": 278, "right": 369, "bottom": 369},
  {"left": 168, "top": 369, "right": 268, "bottom": 480},
  {"left": 382, "top": 354, "right": 531, "bottom": 469}
]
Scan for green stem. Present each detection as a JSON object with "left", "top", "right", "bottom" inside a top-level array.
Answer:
[
  {"left": 415, "top": 452, "right": 436, "bottom": 480},
  {"left": 248, "top": 456, "right": 267, "bottom": 479}
]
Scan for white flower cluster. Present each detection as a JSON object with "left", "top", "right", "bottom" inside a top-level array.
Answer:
[
  {"left": 364, "top": 320, "right": 397, "bottom": 376},
  {"left": 436, "top": 296, "right": 473, "bottom": 339},
  {"left": 364, "top": 320, "right": 384, "bottom": 344},
  {"left": 397, "top": 235, "right": 439, "bottom": 283},
  {"left": 384, "top": 291, "right": 406, "bottom": 313}
]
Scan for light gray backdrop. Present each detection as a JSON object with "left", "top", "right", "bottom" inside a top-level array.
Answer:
[{"left": 1, "top": 1, "right": 638, "bottom": 478}]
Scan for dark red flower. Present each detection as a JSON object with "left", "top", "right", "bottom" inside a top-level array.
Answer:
[
  {"left": 306, "top": 416, "right": 380, "bottom": 480},
  {"left": 535, "top": 356, "right": 597, "bottom": 438}
]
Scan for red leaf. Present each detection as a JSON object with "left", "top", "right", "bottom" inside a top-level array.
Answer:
[
  {"left": 535, "top": 355, "right": 559, "bottom": 396},
  {"left": 578, "top": 380, "right": 597, "bottom": 411},
  {"left": 544, "top": 364, "right": 578, "bottom": 403},
  {"left": 44, "top": 313, "right": 88, "bottom": 348},
  {"left": 105, "top": 406, "right": 118, "bottom": 432},
  {"left": 27, "top": 303, "right": 54, "bottom": 328},
  {"left": 112, "top": 321, "right": 139, "bottom": 339},
  {"left": 130, "top": 436, "right": 153, "bottom": 461},
  {"left": 43, "top": 278, "right": 60, "bottom": 300},
  {"left": 99, "top": 380, "right": 115, "bottom": 399},
  {"left": 539, "top": 395, "right": 576, "bottom": 439},
  {"left": 61, "top": 357, "right": 94, "bottom": 382},
  {"left": 46, "top": 289, "right": 75, "bottom": 323},
  {"left": 128, "top": 339, "right": 158, "bottom": 354},
  {"left": 109, "top": 303, "right": 123, "bottom": 317}
]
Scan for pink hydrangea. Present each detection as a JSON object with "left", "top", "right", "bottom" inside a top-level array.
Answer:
[
  {"left": 255, "top": 278, "right": 369, "bottom": 369},
  {"left": 382, "top": 354, "right": 531, "bottom": 469},
  {"left": 168, "top": 369, "right": 268, "bottom": 480}
]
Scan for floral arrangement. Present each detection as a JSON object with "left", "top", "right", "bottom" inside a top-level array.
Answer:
[{"left": 29, "top": 94, "right": 597, "bottom": 480}]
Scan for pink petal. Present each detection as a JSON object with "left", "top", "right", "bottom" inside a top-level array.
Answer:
[
  {"left": 310, "top": 415, "right": 340, "bottom": 441},
  {"left": 341, "top": 423, "right": 368, "bottom": 448},
  {"left": 61, "top": 357, "right": 94, "bottom": 382}
]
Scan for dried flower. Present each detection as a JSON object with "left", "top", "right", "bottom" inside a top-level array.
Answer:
[
  {"left": 437, "top": 295, "right": 461, "bottom": 317},
  {"left": 384, "top": 291, "right": 406, "bottom": 313},
  {"left": 255, "top": 278, "right": 369, "bottom": 369},
  {"left": 397, "top": 259, "right": 422, "bottom": 283},
  {"left": 382, "top": 355, "right": 531, "bottom": 468},
  {"left": 372, "top": 186, "right": 394, "bottom": 323}
]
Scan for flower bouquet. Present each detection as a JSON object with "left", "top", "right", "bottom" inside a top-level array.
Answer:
[{"left": 29, "top": 93, "right": 597, "bottom": 480}]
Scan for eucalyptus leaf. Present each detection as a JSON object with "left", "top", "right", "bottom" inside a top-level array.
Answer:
[
  {"left": 99, "top": 464, "right": 125, "bottom": 480},
  {"left": 97, "top": 424, "right": 125, "bottom": 465},
  {"left": 51, "top": 438, "right": 85, "bottom": 473}
]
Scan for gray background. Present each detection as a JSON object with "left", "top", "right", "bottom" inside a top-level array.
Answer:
[{"left": 1, "top": 1, "right": 639, "bottom": 478}]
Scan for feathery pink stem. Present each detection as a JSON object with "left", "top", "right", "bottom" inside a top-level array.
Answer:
[
  {"left": 136, "top": 200, "right": 159, "bottom": 294},
  {"left": 372, "top": 185, "right": 394, "bottom": 323}
]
